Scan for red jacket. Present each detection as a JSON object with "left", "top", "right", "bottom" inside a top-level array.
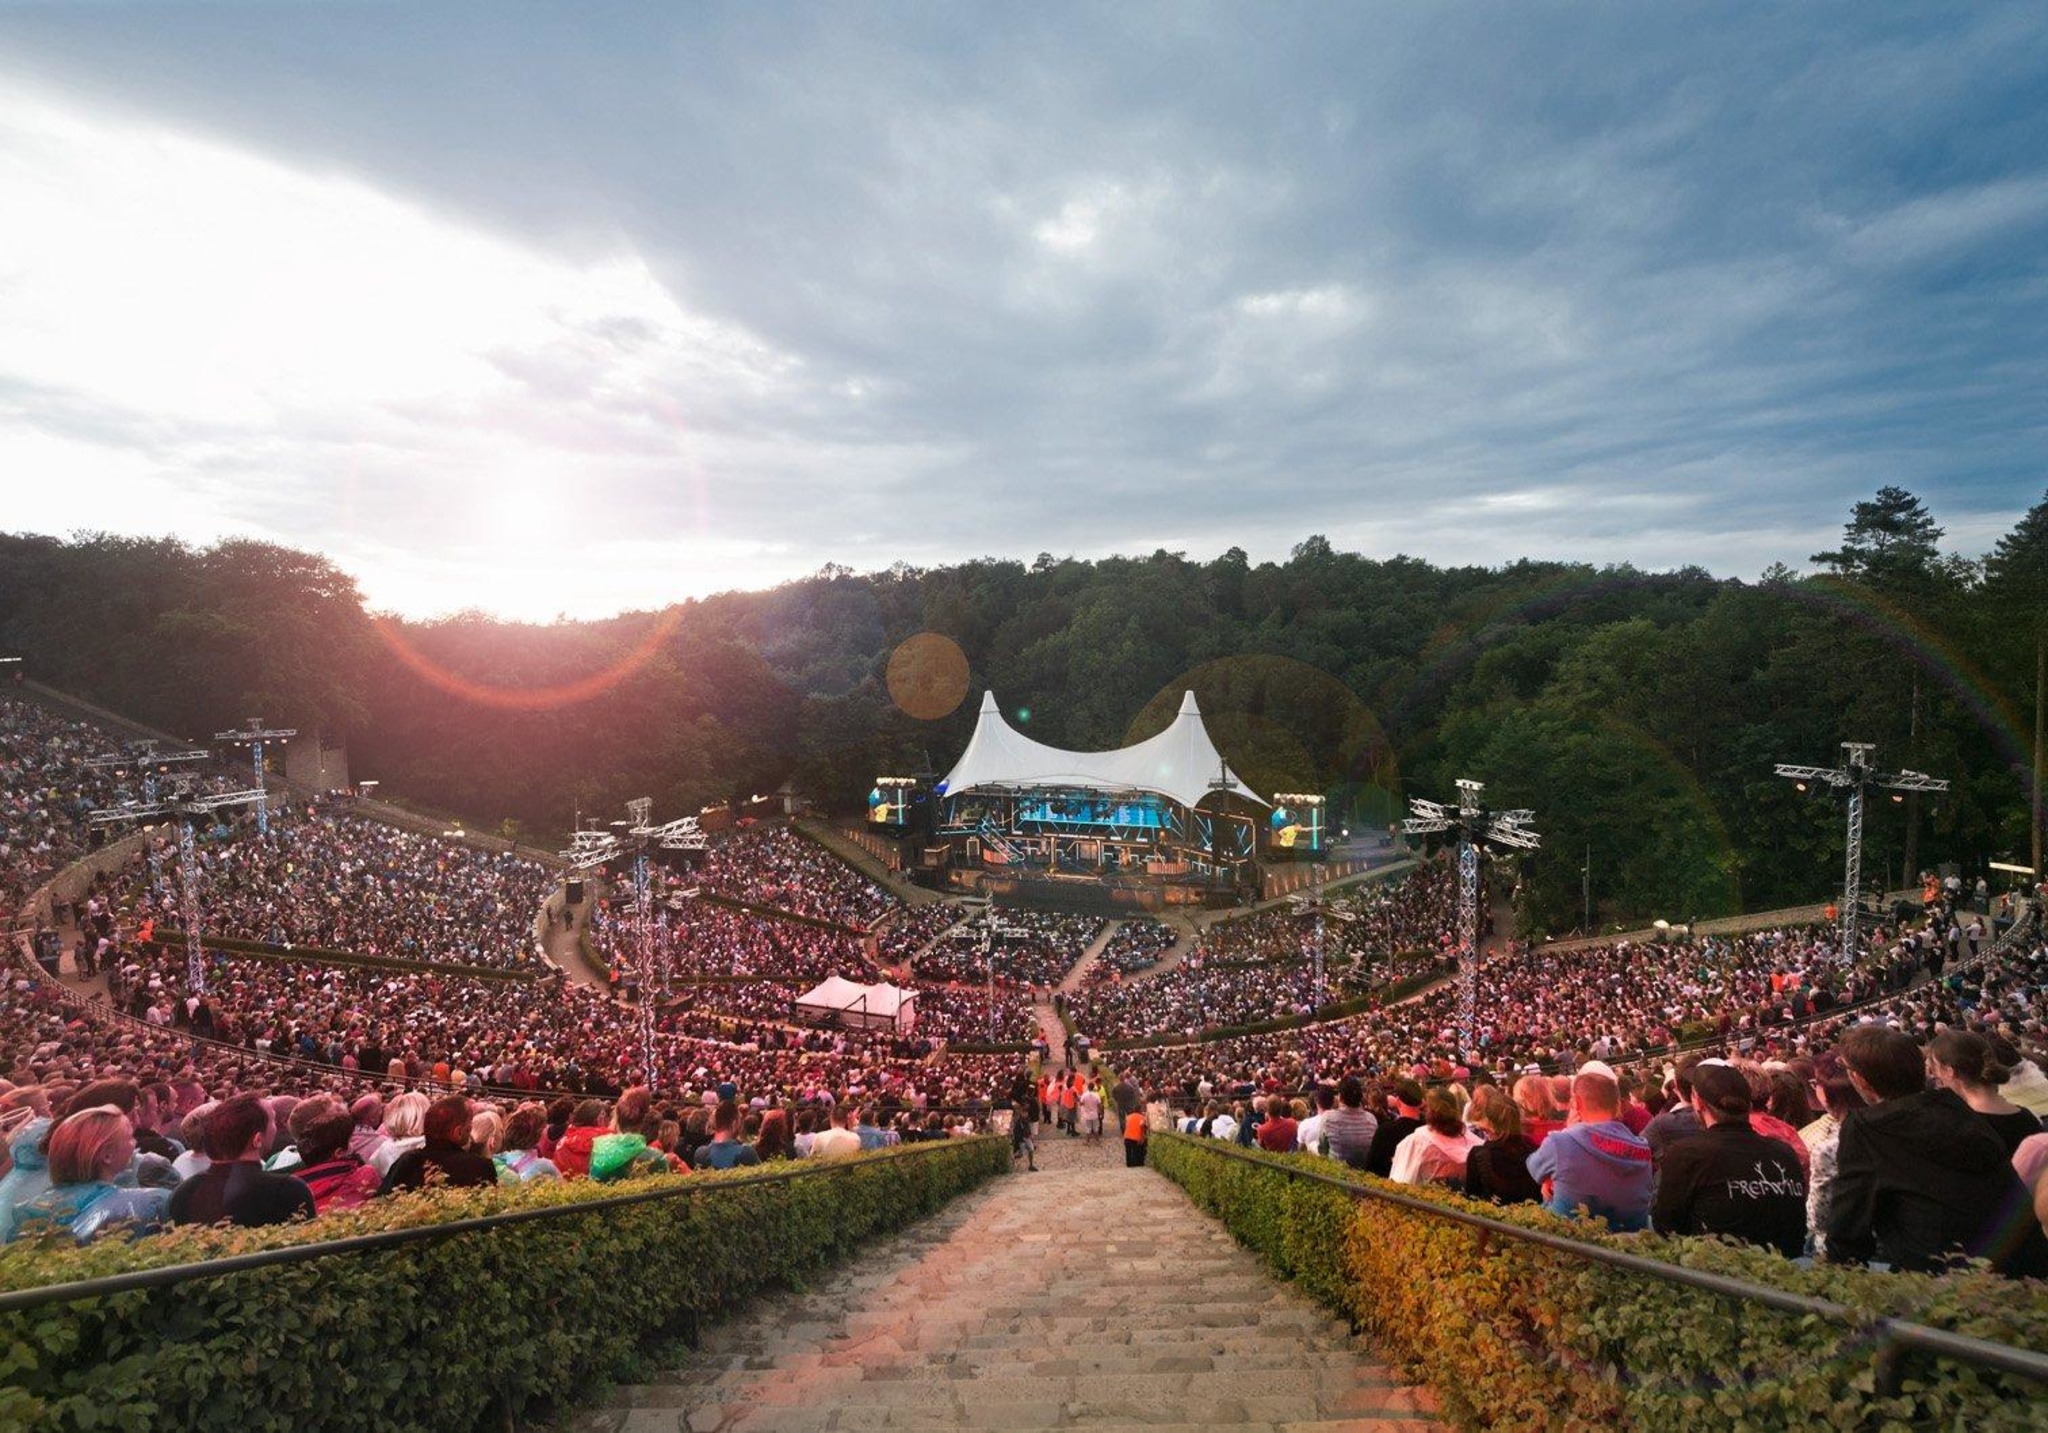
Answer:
[{"left": 551, "top": 1124, "right": 612, "bottom": 1180}]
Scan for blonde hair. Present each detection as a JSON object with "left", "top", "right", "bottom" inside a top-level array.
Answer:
[
  {"left": 382, "top": 1091, "right": 430, "bottom": 1140},
  {"left": 469, "top": 1108, "right": 504, "bottom": 1157}
]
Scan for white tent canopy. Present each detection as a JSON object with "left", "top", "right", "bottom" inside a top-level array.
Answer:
[
  {"left": 793, "top": 975, "right": 917, "bottom": 1034},
  {"left": 939, "top": 690, "right": 1265, "bottom": 810}
]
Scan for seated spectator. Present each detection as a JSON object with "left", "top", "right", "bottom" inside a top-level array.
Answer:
[
  {"left": 368, "top": 1093, "right": 429, "bottom": 1179},
  {"left": 1366, "top": 1078, "right": 1425, "bottom": 1178},
  {"left": 1652, "top": 1062, "right": 1807, "bottom": 1257},
  {"left": 1463, "top": 1086, "right": 1540, "bottom": 1204},
  {"left": 0, "top": 1115, "right": 54, "bottom": 1243},
  {"left": 1514, "top": 1074, "right": 1565, "bottom": 1148},
  {"left": 381, "top": 1095, "right": 500, "bottom": 1193},
  {"left": 1804, "top": 1059, "right": 1865, "bottom": 1259},
  {"left": 694, "top": 1099, "right": 761, "bottom": 1171},
  {"left": 1826, "top": 1024, "right": 2048, "bottom": 1277},
  {"left": 7, "top": 1107, "right": 168, "bottom": 1244},
  {"left": 285, "top": 1097, "right": 382, "bottom": 1213},
  {"left": 1928, "top": 1029, "right": 2044, "bottom": 1157},
  {"left": 809, "top": 1104, "right": 863, "bottom": 1159},
  {"left": 495, "top": 1103, "right": 561, "bottom": 1181},
  {"left": 1642, "top": 1057, "right": 1705, "bottom": 1166},
  {"left": 1256, "top": 1098, "right": 1299, "bottom": 1153},
  {"left": 753, "top": 1108, "right": 794, "bottom": 1163},
  {"left": 1322, "top": 1075, "right": 1378, "bottom": 1170},
  {"left": 1526, "top": 1072, "right": 1653, "bottom": 1231},
  {"left": 169, "top": 1093, "right": 316, "bottom": 1228},
  {"left": 1389, "top": 1087, "right": 1482, "bottom": 1186}
]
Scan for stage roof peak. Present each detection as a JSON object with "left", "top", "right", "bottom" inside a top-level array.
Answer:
[{"left": 940, "top": 690, "right": 1265, "bottom": 810}]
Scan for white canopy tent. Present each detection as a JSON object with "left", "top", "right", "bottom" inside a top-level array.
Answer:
[
  {"left": 939, "top": 690, "right": 1265, "bottom": 809},
  {"left": 792, "top": 975, "right": 918, "bottom": 1034}
]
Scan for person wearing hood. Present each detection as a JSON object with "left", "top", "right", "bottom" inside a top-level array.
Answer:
[
  {"left": 7, "top": 1107, "right": 168, "bottom": 1245},
  {"left": 0, "top": 1114, "right": 54, "bottom": 1243},
  {"left": 1826, "top": 1024, "right": 2048, "bottom": 1277},
  {"left": 550, "top": 1098, "right": 614, "bottom": 1179},
  {"left": 1526, "top": 1072, "right": 1654, "bottom": 1231}
]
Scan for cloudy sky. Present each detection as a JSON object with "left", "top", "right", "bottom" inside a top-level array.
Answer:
[{"left": 2, "top": 5, "right": 2045, "bottom": 620}]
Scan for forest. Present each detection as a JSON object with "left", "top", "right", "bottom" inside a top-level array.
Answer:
[{"left": 1, "top": 485, "right": 2042, "bottom": 936}]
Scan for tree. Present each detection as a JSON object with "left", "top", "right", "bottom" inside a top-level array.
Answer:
[
  {"left": 1810, "top": 485, "right": 1945, "bottom": 591},
  {"left": 1985, "top": 488, "right": 2048, "bottom": 875}
]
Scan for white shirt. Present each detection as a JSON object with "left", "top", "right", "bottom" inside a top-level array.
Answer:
[{"left": 1296, "top": 1111, "right": 1326, "bottom": 1154}]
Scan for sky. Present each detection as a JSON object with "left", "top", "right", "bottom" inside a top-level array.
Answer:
[{"left": 2, "top": 4, "right": 2046, "bottom": 621}]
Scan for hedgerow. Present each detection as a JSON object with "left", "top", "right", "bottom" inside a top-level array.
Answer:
[
  {"left": 0, "top": 1137, "right": 1008, "bottom": 1433},
  {"left": 1149, "top": 1133, "right": 2048, "bottom": 1431}
]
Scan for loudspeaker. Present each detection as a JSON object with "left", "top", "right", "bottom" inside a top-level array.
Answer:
[{"left": 565, "top": 879, "right": 585, "bottom": 905}]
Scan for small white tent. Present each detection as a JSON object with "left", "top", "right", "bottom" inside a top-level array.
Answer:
[
  {"left": 939, "top": 690, "right": 1265, "bottom": 809},
  {"left": 793, "top": 976, "right": 918, "bottom": 1034}
]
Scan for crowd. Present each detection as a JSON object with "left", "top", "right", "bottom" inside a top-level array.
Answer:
[
  {"left": 913, "top": 909, "right": 1101, "bottom": 988},
  {"left": 1168, "top": 994, "right": 2048, "bottom": 1277},
  {"left": 9, "top": 690, "right": 2048, "bottom": 1282},
  {"left": 110, "top": 808, "right": 553, "bottom": 970},
  {"left": 1063, "top": 889, "right": 1450, "bottom": 1043},
  {"left": 1085, "top": 918, "right": 1179, "bottom": 980},
  {"left": 693, "top": 826, "right": 902, "bottom": 929},
  {"left": 870, "top": 902, "right": 962, "bottom": 968},
  {"left": 0, "top": 697, "right": 243, "bottom": 915},
  {"left": 0, "top": 1041, "right": 997, "bottom": 1247}
]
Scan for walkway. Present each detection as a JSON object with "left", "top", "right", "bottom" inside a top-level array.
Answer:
[{"left": 572, "top": 1135, "right": 1440, "bottom": 1432}]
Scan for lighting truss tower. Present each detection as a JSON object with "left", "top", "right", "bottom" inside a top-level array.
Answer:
[
  {"left": 560, "top": 798, "right": 707, "bottom": 1087},
  {"left": 88, "top": 776, "right": 264, "bottom": 994},
  {"left": 82, "top": 741, "right": 211, "bottom": 806},
  {"left": 1401, "top": 779, "right": 1540, "bottom": 1053},
  {"left": 1277, "top": 794, "right": 1336, "bottom": 1000},
  {"left": 214, "top": 718, "right": 296, "bottom": 835},
  {"left": 1774, "top": 742, "right": 1949, "bottom": 963}
]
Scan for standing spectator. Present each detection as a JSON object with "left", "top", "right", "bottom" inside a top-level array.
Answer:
[
  {"left": 1825, "top": 1025, "right": 2048, "bottom": 1277},
  {"left": 1526, "top": 1073, "right": 1654, "bottom": 1231},
  {"left": 168, "top": 1094, "right": 316, "bottom": 1228},
  {"left": 1652, "top": 1063, "right": 1807, "bottom": 1256}
]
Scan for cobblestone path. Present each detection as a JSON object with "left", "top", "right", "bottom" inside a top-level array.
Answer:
[{"left": 574, "top": 1134, "right": 1441, "bottom": 1431}]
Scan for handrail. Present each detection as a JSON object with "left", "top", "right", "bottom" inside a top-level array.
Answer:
[
  {"left": 0, "top": 1135, "right": 1002, "bottom": 1315},
  {"left": 1161, "top": 1132, "right": 2048, "bottom": 1393}
]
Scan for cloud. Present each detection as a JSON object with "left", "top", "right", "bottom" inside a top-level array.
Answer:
[{"left": 0, "top": 5, "right": 2043, "bottom": 615}]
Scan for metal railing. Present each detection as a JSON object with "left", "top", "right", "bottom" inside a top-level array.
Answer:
[
  {"left": 0, "top": 1135, "right": 1003, "bottom": 1316},
  {"left": 1161, "top": 1132, "right": 2048, "bottom": 1396}
]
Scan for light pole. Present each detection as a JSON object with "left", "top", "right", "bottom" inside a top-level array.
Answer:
[
  {"left": 560, "top": 797, "right": 707, "bottom": 1088},
  {"left": 1775, "top": 742, "right": 1949, "bottom": 962},
  {"left": 214, "top": 718, "right": 296, "bottom": 835},
  {"left": 88, "top": 776, "right": 264, "bottom": 993},
  {"left": 1402, "top": 779, "right": 1540, "bottom": 1054}
]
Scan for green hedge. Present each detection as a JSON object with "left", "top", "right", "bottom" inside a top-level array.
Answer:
[
  {"left": 1149, "top": 1133, "right": 2048, "bottom": 1431},
  {"left": 0, "top": 1138, "right": 1008, "bottom": 1433}
]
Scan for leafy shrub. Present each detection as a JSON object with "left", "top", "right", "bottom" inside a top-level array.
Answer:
[
  {"left": 0, "top": 1138, "right": 1008, "bottom": 1433},
  {"left": 1150, "top": 1133, "right": 2048, "bottom": 1431}
]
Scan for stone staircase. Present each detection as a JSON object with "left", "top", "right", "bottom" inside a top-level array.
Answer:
[{"left": 573, "top": 1136, "right": 1440, "bottom": 1432}]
